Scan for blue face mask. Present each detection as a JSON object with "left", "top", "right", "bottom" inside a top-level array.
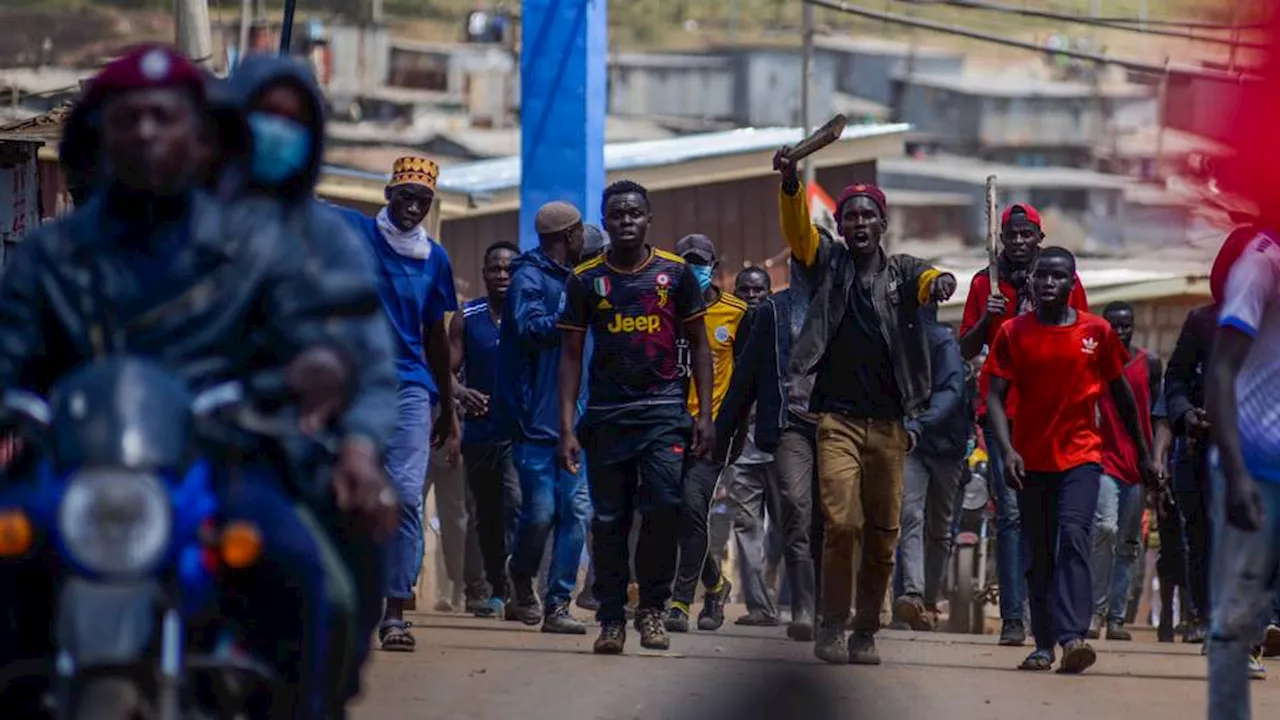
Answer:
[
  {"left": 247, "top": 112, "right": 312, "bottom": 185},
  {"left": 689, "top": 264, "right": 714, "bottom": 292}
]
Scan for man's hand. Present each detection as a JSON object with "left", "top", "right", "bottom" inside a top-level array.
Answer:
[
  {"left": 455, "top": 384, "right": 489, "bottom": 418},
  {"left": 1003, "top": 448, "right": 1026, "bottom": 491},
  {"left": 692, "top": 415, "right": 716, "bottom": 459},
  {"left": 431, "top": 408, "right": 461, "bottom": 467},
  {"left": 331, "top": 437, "right": 398, "bottom": 539},
  {"left": 772, "top": 147, "right": 799, "bottom": 186},
  {"left": 1183, "top": 407, "right": 1211, "bottom": 438},
  {"left": 985, "top": 293, "right": 1009, "bottom": 318},
  {"left": 1225, "top": 472, "right": 1265, "bottom": 531},
  {"left": 930, "top": 274, "right": 958, "bottom": 303},
  {"left": 286, "top": 346, "right": 351, "bottom": 434},
  {"left": 558, "top": 432, "right": 582, "bottom": 474},
  {"left": 1140, "top": 454, "right": 1166, "bottom": 493}
]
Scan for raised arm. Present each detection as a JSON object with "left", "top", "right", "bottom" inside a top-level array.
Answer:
[{"left": 772, "top": 149, "right": 821, "bottom": 267}]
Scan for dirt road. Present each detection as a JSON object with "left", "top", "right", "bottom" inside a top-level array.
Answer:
[{"left": 350, "top": 608, "right": 1280, "bottom": 719}]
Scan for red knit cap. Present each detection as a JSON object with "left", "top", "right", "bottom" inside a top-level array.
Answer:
[
  {"left": 1210, "top": 225, "right": 1258, "bottom": 304},
  {"left": 835, "top": 183, "right": 887, "bottom": 234},
  {"left": 82, "top": 44, "right": 206, "bottom": 109}
]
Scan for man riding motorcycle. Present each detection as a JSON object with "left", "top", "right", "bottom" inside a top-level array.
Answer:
[{"left": 0, "top": 45, "right": 397, "bottom": 719}]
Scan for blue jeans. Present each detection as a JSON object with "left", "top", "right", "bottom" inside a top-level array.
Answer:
[
  {"left": 509, "top": 441, "right": 590, "bottom": 609},
  {"left": 983, "top": 422, "right": 1026, "bottom": 622},
  {"left": 1089, "top": 474, "right": 1143, "bottom": 624},
  {"left": 1208, "top": 454, "right": 1280, "bottom": 720},
  {"left": 383, "top": 383, "right": 433, "bottom": 601}
]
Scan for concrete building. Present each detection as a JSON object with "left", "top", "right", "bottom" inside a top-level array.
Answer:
[
  {"left": 895, "top": 72, "right": 1154, "bottom": 168},
  {"left": 879, "top": 155, "right": 1131, "bottom": 249},
  {"left": 815, "top": 36, "right": 965, "bottom": 109}
]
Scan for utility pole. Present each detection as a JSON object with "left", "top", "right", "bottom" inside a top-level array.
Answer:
[
  {"left": 237, "top": 0, "right": 252, "bottom": 67},
  {"left": 175, "top": 0, "right": 215, "bottom": 68},
  {"left": 801, "top": 0, "right": 816, "bottom": 186}
]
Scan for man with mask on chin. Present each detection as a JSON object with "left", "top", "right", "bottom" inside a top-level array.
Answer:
[
  {"left": 225, "top": 53, "right": 401, "bottom": 716},
  {"left": 330, "top": 153, "right": 461, "bottom": 653},
  {"left": 0, "top": 45, "right": 396, "bottom": 719},
  {"left": 667, "top": 233, "right": 749, "bottom": 634}
]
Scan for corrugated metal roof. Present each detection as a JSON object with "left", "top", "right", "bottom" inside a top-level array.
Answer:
[
  {"left": 324, "top": 123, "right": 911, "bottom": 195},
  {"left": 880, "top": 155, "right": 1131, "bottom": 190},
  {"left": 900, "top": 72, "right": 1152, "bottom": 99}
]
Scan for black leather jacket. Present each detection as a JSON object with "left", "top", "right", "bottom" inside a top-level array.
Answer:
[{"left": 0, "top": 190, "right": 394, "bottom": 445}]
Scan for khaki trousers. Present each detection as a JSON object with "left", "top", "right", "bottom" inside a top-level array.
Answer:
[{"left": 816, "top": 413, "right": 907, "bottom": 631}]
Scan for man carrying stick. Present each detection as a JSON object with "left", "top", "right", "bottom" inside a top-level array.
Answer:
[{"left": 772, "top": 148, "right": 956, "bottom": 665}]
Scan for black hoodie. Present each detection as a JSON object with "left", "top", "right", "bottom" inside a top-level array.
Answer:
[{"left": 226, "top": 54, "right": 397, "bottom": 449}]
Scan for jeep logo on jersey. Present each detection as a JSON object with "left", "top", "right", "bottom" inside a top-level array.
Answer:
[{"left": 607, "top": 314, "right": 662, "bottom": 334}]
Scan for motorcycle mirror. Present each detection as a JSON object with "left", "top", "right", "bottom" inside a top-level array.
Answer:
[
  {"left": 277, "top": 274, "right": 380, "bottom": 321},
  {"left": 0, "top": 390, "right": 51, "bottom": 432}
]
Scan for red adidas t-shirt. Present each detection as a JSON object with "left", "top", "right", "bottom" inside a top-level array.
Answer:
[
  {"left": 987, "top": 311, "right": 1126, "bottom": 473},
  {"left": 962, "top": 270, "right": 1089, "bottom": 420}
]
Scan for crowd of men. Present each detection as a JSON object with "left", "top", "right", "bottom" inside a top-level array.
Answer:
[{"left": 0, "top": 40, "right": 1275, "bottom": 720}]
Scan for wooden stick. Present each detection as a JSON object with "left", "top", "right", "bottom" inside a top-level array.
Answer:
[{"left": 985, "top": 175, "right": 999, "bottom": 289}]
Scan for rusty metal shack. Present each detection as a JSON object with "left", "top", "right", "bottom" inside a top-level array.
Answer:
[{"left": 0, "top": 105, "right": 66, "bottom": 264}]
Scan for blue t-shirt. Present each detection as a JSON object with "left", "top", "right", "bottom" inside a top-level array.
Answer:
[
  {"left": 461, "top": 297, "right": 501, "bottom": 444},
  {"left": 337, "top": 207, "right": 457, "bottom": 399}
]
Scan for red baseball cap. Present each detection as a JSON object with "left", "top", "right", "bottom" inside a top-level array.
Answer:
[{"left": 1001, "top": 203, "right": 1042, "bottom": 230}]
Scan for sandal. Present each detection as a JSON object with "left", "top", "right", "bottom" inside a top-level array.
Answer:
[
  {"left": 379, "top": 620, "right": 416, "bottom": 652},
  {"left": 1017, "top": 649, "right": 1054, "bottom": 672}
]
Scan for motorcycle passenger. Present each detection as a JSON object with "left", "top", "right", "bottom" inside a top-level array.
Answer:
[
  {"left": 0, "top": 45, "right": 392, "bottom": 719},
  {"left": 222, "top": 52, "right": 400, "bottom": 715}
]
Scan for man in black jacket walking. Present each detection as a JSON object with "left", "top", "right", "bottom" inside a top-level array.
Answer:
[
  {"left": 1164, "top": 303, "right": 1215, "bottom": 644},
  {"left": 892, "top": 304, "right": 968, "bottom": 631}
]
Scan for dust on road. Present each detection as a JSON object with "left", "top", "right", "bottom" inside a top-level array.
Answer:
[{"left": 352, "top": 611, "right": 1280, "bottom": 719}]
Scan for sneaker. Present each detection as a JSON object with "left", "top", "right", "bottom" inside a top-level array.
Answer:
[
  {"left": 1086, "top": 615, "right": 1101, "bottom": 640},
  {"left": 508, "top": 601, "right": 542, "bottom": 626},
  {"left": 635, "top": 609, "right": 670, "bottom": 650},
  {"left": 593, "top": 622, "right": 626, "bottom": 655},
  {"left": 665, "top": 607, "right": 690, "bottom": 633},
  {"left": 541, "top": 605, "right": 587, "bottom": 635},
  {"left": 847, "top": 630, "right": 881, "bottom": 665},
  {"left": 433, "top": 598, "right": 455, "bottom": 613},
  {"left": 734, "top": 610, "right": 780, "bottom": 627},
  {"left": 1184, "top": 620, "right": 1208, "bottom": 644},
  {"left": 1250, "top": 647, "right": 1267, "bottom": 680},
  {"left": 1105, "top": 621, "right": 1132, "bottom": 641},
  {"left": 787, "top": 610, "right": 816, "bottom": 642},
  {"left": 698, "top": 580, "right": 732, "bottom": 631},
  {"left": 473, "top": 597, "right": 505, "bottom": 619},
  {"left": 575, "top": 593, "right": 601, "bottom": 613},
  {"left": 813, "top": 623, "right": 848, "bottom": 665},
  {"left": 1157, "top": 624, "right": 1175, "bottom": 643},
  {"left": 1058, "top": 639, "right": 1097, "bottom": 675},
  {"left": 999, "top": 620, "right": 1027, "bottom": 647},
  {"left": 1264, "top": 625, "right": 1280, "bottom": 658},
  {"left": 892, "top": 595, "right": 933, "bottom": 632},
  {"left": 465, "top": 596, "right": 491, "bottom": 615}
]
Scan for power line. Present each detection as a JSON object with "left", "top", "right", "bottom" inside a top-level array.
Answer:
[
  {"left": 1096, "top": 16, "right": 1267, "bottom": 31},
  {"left": 807, "top": 0, "right": 1256, "bottom": 85},
  {"left": 930, "top": 0, "right": 1267, "bottom": 51}
]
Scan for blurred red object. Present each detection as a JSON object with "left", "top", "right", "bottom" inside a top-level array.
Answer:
[{"left": 1213, "top": 3, "right": 1280, "bottom": 226}]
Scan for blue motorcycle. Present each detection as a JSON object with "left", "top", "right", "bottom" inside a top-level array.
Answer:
[{"left": 0, "top": 278, "right": 377, "bottom": 719}]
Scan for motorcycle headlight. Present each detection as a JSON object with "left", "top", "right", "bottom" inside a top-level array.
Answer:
[
  {"left": 57, "top": 469, "right": 172, "bottom": 576},
  {"left": 961, "top": 473, "right": 990, "bottom": 512}
]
